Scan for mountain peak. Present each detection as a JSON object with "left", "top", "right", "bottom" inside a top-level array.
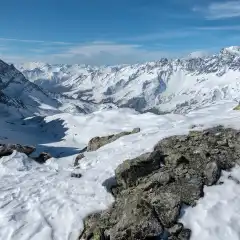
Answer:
[
  {"left": 18, "top": 61, "right": 47, "bottom": 70},
  {"left": 220, "top": 46, "right": 240, "bottom": 56},
  {"left": 186, "top": 50, "right": 210, "bottom": 59}
]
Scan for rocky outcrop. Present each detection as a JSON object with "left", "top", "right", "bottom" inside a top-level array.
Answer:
[
  {"left": 87, "top": 128, "right": 141, "bottom": 152},
  {"left": 80, "top": 126, "right": 240, "bottom": 240},
  {"left": 0, "top": 143, "right": 53, "bottom": 164},
  {"left": 74, "top": 153, "right": 85, "bottom": 167},
  {"left": 0, "top": 144, "right": 36, "bottom": 157},
  {"left": 71, "top": 172, "right": 82, "bottom": 178},
  {"left": 34, "top": 152, "right": 52, "bottom": 163}
]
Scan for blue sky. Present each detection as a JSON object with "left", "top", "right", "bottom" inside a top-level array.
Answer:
[{"left": 0, "top": 0, "right": 240, "bottom": 65}]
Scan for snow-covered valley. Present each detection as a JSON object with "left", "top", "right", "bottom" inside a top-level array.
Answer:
[{"left": 1, "top": 47, "right": 240, "bottom": 240}]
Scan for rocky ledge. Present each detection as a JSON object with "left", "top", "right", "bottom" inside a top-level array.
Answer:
[
  {"left": 0, "top": 143, "right": 52, "bottom": 163},
  {"left": 79, "top": 126, "right": 240, "bottom": 240},
  {"left": 73, "top": 128, "right": 141, "bottom": 167},
  {"left": 87, "top": 128, "right": 141, "bottom": 152},
  {"left": 0, "top": 143, "right": 36, "bottom": 157}
]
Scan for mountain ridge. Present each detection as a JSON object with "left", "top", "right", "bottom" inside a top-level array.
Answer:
[
  {"left": 0, "top": 59, "right": 60, "bottom": 117},
  {"left": 15, "top": 46, "right": 240, "bottom": 113}
]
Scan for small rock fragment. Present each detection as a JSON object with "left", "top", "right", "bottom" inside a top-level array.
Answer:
[
  {"left": 71, "top": 173, "right": 82, "bottom": 178},
  {"left": 204, "top": 161, "right": 221, "bottom": 186},
  {"left": 178, "top": 228, "right": 191, "bottom": 240},
  {"left": 74, "top": 153, "right": 85, "bottom": 167},
  {"left": 35, "top": 152, "right": 52, "bottom": 163},
  {"left": 167, "top": 223, "right": 184, "bottom": 236},
  {"left": 132, "top": 127, "right": 141, "bottom": 134}
]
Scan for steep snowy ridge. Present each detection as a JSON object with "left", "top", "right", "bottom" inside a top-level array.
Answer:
[
  {"left": 0, "top": 60, "right": 60, "bottom": 116},
  {"left": 0, "top": 60, "right": 104, "bottom": 116},
  {"left": 16, "top": 46, "right": 240, "bottom": 113}
]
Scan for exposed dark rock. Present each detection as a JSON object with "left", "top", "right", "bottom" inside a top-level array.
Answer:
[
  {"left": 74, "top": 153, "right": 85, "bottom": 167},
  {"left": 115, "top": 152, "right": 164, "bottom": 189},
  {"left": 167, "top": 223, "right": 184, "bottom": 236},
  {"left": 0, "top": 143, "right": 36, "bottom": 157},
  {"left": 71, "top": 173, "right": 82, "bottom": 178},
  {"left": 132, "top": 127, "right": 141, "bottom": 134},
  {"left": 87, "top": 128, "right": 141, "bottom": 152},
  {"left": 150, "top": 192, "right": 181, "bottom": 228},
  {"left": 228, "top": 175, "right": 240, "bottom": 184},
  {"left": 177, "top": 228, "right": 191, "bottom": 240},
  {"left": 35, "top": 152, "right": 52, "bottom": 163},
  {"left": 79, "top": 126, "right": 240, "bottom": 240},
  {"left": 204, "top": 161, "right": 221, "bottom": 186}
]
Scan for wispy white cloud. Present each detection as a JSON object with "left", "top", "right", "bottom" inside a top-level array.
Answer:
[
  {"left": 187, "top": 50, "right": 210, "bottom": 58},
  {"left": 119, "top": 30, "right": 196, "bottom": 42},
  {"left": 1, "top": 41, "right": 187, "bottom": 65},
  {"left": 1, "top": 40, "right": 223, "bottom": 65},
  {"left": 197, "top": 25, "right": 240, "bottom": 31},
  {"left": 194, "top": 1, "right": 240, "bottom": 19},
  {"left": 0, "top": 54, "right": 29, "bottom": 63},
  {"left": 0, "top": 37, "right": 71, "bottom": 45},
  {"left": 47, "top": 41, "right": 174, "bottom": 65}
]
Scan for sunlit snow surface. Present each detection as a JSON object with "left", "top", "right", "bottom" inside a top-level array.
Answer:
[
  {"left": 1, "top": 101, "right": 240, "bottom": 240},
  {"left": 181, "top": 166, "right": 240, "bottom": 240}
]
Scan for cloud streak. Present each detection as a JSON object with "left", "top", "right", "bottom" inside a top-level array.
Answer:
[
  {"left": 0, "top": 37, "right": 71, "bottom": 45},
  {"left": 119, "top": 30, "right": 197, "bottom": 42},
  {"left": 196, "top": 25, "right": 240, "bottom": 31},
  {"left": 1, "top": 41, "right": 193, "bottom": 65},
  {"left": 48, "top": 41, "right": 174, "bottom": 65},
  {"left": 194, "top": 1, "right": 240, "bottom": 19}
]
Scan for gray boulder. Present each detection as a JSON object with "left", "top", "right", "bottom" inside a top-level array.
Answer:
[
  {"left": 71, "top": 173, "right": 82, "bottom": 178},
  {"left": 150, "top": 192, "right": 181, "bottom": 228},
  {"left": 35, "top": 152, "right": 52, "bottom": 163},
  {"left": 87, "top": 128, "right": 140, "bottom": 152},
  {"left": 0, "top": 143, "right": 36, "bottom": 157},
  {"left": 204, "top": 161, "right": 221, "bottom": 186},
  {"left": 74, "top": 153, "right": 85, "bottom": 167},
  {"left": 115, "top": 151, "right": 163, "bottom": 188}
]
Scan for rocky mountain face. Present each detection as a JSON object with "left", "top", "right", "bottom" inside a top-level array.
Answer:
[
  {"left": 16, "top": 46, "right": 240, "bottom": 114},
  {"left": 0, "top": 60, "right": 59, "bottom": 116}
]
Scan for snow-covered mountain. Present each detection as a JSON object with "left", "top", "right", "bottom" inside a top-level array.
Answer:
[
  {"left": 0, "top": 59, "right": 109, "bottom": 116},
  {"left": 16, "top": 46, "right": 240, "bottom": 114},
  {"left": 0, "top": 60, "right": 61, "bottom": 117}
]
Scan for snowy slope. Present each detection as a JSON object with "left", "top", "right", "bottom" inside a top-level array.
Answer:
[
  {"left": 16, "top": 46, "right": 240, "bottom": 113},
  {"left": 1, "top": 101, "right": 240, "bottom": 240}
]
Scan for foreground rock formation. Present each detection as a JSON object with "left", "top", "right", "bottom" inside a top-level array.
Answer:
[{"left": 79, "top": 126, "right": 240, "bottom": 240}]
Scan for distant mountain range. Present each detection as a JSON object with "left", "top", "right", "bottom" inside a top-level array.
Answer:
[{"left": 14, "top": 46, "right": 240, "bottom": 114}]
